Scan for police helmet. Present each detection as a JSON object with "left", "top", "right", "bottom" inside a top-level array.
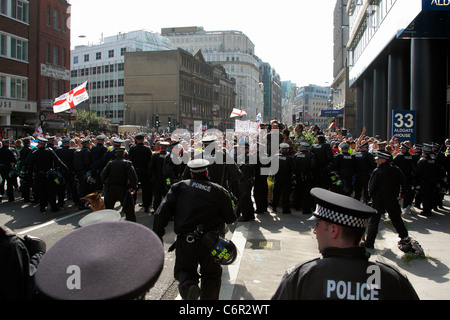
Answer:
[{"left": 201, "top": 231, "right": 237, "bottom": 265}]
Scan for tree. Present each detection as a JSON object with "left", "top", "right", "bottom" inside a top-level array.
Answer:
[{"left": 72, "top": 110, "right": 110, "bottom": 132}]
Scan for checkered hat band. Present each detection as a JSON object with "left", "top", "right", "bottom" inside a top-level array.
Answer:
[
  {"left": 316, "top": 205, "right": 368, "bottom": 228},
  {"left": 190, "top": 168, "right": 208, "bottom": 173}
]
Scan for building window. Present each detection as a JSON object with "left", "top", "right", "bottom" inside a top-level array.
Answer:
[
  {"left": 10, "top": 77, "right": 27, "bottom": 100},
  {"left": 0, "top": 75, "right": 6, "bottom": 97},
  {"left": 0, "top": 34, "right": 6, "bottom": 56},
  {"left": 53, "top": 8, "right": 60, "bottom": 30},
  {"left": 11, "top": 0, "right": 29, "bottom": 24},
  {"left": 96, "top": 52, "right": 101, "bottom": 60},
  {"left": 46, "top": 5, "right": 51, "bottom": 26},
  {"left": 84, "top": 54, "right": 89, "bottom": 62},
  {"left": 120, "top": 47, "right": 126, "bottom": 56},
  {"left": 73, "top": 56, "right": 78, "bottom": 64},
  {"left": 1, "top": 0, "right": 7, "bottom": 15},
  {"left": 10, "top": 37, "right": 28, "bottom": 62},
  {"left": 108, "top": 49, "right": 114, "bottom": 58},
  {"left": 52, "top": 45, "right": 59, "bottom": 65}
]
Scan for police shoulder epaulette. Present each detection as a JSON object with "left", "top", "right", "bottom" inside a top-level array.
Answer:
[{"left": 286, "top": 258, "right": 320, "bottom": 276}]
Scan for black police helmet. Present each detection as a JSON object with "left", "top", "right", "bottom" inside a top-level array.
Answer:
[{"left": 201, "top": 231, "right": 237, "bottom": 265}]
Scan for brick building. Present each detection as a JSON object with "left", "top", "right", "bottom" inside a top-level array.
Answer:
[{"left": 0, "top": 0, "right": 70, "bottom": 139}]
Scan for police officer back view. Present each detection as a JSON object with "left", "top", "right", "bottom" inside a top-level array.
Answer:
[
  {"left": 330, "top": 142, "right": 356, "bottom": 196},
  {"left": 101, "top": 147, "right": 138, "bottom": 222},
  {"left": 393, "top": 143, "right": 417, "bottom": 215},
  {"left": 271, "top": 143, "right": 295, "bottom": 214},
  {"left": 128, "top": 133, "right": 153, "bottom": 213},
  {"left": 153, "top": 159, "right": 237, "bottom": 300},
  {"left": 353, "top": 142, "right": 376, "bottom": 203},
  {"left": 0, "top": 139, "right": 17, "bottom": 203},
  {"left": 293, "top": 142, "right": 316, "bottom": 214},
  {"left": 310, "top": 135, "right": 334, "bottom": 190},
  {"left": 27, "top": 137, "right": 68, "bottom": 213},
  {"left": 272, "top": 188, "right": 419, "bottom": 300},
  {"left": 73, "top": 138, "right": 93, "bottom": 209}
]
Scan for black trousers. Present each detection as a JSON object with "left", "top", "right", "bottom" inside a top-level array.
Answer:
[
  {"left": 272, "top": 179, "right": 292, "bottom": 213},
  {"left": 104, "top": 185, "right": 136, "bottom": 222},
  {"left": 353, "top": 173, "right": 370, "bottom": 203},
  {"left": 253, "top": 175, "right": 268, "bottom": 213},
  {"left": 35, "top": 172, "right": 57, "bottom": 210},
  {"left": 238, "top": 180, "right": 254, "bottom": 219},
  {"left": 174, "top": 236, "right": 222, "bottom": 300},
  {"left": 366, "top": 196, "right": 409, "bottom": 247},
  {"left": 294, "top": 177, "right": 314, "bottom": 213}
]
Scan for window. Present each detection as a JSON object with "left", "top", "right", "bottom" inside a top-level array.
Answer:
[
  {"left": 53, "top": 9, "right": 60, "bottom": 30},
  {"left": 46, "top": 5, "right": 51, "bottom": 26},
  {"left": 1, "top": 0, "right": 7, "bottom": 15},
  {"left": 0, "top": 75, "right": 6, "bottom": 97},
  {"left": 11, "top": 37, "right": 28, "bottom": 62},
  {"left": 84, "top": 54, "right": 89, "bottom": 62},
  {"left": 96, "top": 52, "right": 101, "bottom": 60},
  {"left": 52, "top": 45, "right": 59, "bottom": 65},
  {"left": 11, "top": 0, "right": 28, "bottom": 23},
  {"left": 73, "top": 56, "right": 78, "bottom": 64},
  {"left": 108, "top": 49, "right": 114, "bottom": 58},
  {"left": 0, "top": 34, "right": 6, "bottom": 56},
  {"left": 120, "top": 47, "right": 126, "bottom": 56},
  {"left": 10, "top": 77, "right": 28, "bottom": 99}
]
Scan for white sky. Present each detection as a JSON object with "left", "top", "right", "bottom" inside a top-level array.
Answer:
[{"left": 68, "top": 0, "right": 336, "bottom": 88}]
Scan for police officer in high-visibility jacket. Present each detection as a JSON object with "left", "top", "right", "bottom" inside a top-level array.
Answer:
[{"left": 272, "top": 188, "right": 419, "bottom": 300}]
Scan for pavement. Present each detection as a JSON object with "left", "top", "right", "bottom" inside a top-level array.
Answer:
[{"left": 218, "top": 196, "right": 450, "bottom": 300}]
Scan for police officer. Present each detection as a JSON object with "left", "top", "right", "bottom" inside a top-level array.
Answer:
[
  {"left": 393, "top": 142, "right": 417, "bottom": 214},
  {"left": 153, "top": 159, "right": 237, "bottom": 300},
  {"left": 253, "top": 142, "right": 270, "bottom": 214},
  {"left": 101, "top": 147, "right": 138, "bottom": 222},
  {"left": 27, "top": 137, "right": 68, "bottom": 213},
  {"left": 330, "top": 142, "right": 356, "bottom": 196},
  {"left": 54, "top": 137, "right": 76, "bottom": 207},
  {"left": 182, "top": 136, "right": 242, "bottom": 192},
  {"left": 236, "top": 142, "right": 256, "bottom": 221},
  {"left": 310, "top": 135, "right": 334, "bottom": 190},
  {"left": 73, "top": 138, "right": 93, "bottom": 210},
  {"left": 90, "top": 134, "right": 108, "bottom": 192},
  {"left": 293, "top": 142, "right": 316, "bottom": 214},
  {"left": 366, "top": 150, "right": 415, "bottom": 252},
  {"left": 270, "top": 143, "right": 295, "bottom": 214},
  {"left": 272, "top": 188, "right": 419, "bottom": 300},
  {"left": 0, "top": 139, "right": 17, "bottom": 203},
  {"left": 128, "top": 133, "right": 153, "bottom": 213},
  {"left": 415, "top": 146, "right": 444, "bottom": 217},
  {"left": 1, "top": 225, "right": 46, "bottom": 300},
  {"left": 149, "top": 140, "right": 170, "bottom": 213},
  {"left": 353, "top": 141, "right": 376, "bottom": 203},
  {"left": 18, "top": 137, "right": 34, "bottom": 202}
]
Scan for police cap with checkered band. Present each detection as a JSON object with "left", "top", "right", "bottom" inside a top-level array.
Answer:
[{"left": 308, "top": 188, "right": 376, "bottom": 229}]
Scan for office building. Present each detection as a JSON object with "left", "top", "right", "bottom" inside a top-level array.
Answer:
[
  {"left": 124, "top": 49, "right": 236, "bottom": 132},
  {"left": 347, "top": 0, "right": 450, "bottom": 142},
  {"left": 0, "top": 0, "right": 70, "bottom": 138},
  {"left": 161, "top": 26, "right": 263, "bottom": 121},
  {"left": 70, "top": 30, "right": 173, "bottom": 124}
]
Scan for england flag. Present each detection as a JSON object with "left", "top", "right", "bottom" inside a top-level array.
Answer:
[{"left": 53, "top": 81, "right": 89, "bottom": 113}]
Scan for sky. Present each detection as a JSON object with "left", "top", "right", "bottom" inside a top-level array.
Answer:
[{"left": 68, "top": 0, "right": 336, "bottom": 88}]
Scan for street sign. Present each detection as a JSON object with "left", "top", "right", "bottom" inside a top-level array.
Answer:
[
  {"left": 392, "top": 110, "right": 415, "bottom": 145},
  {"left": 304, "top": 113, "right": 312, "bottom": 121}
]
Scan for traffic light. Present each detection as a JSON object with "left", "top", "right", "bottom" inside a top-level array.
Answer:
[
  {"left": 155, "top": 114, "right": 160, "bottom": 127},
  {"left": 168, "top": 116, "right": 171, "bottom": 126}
]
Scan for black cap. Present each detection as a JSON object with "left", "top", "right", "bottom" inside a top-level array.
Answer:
[
  {"left": 135, "top": 133, "right": 145, "bottom": 140},
  {"left": 35, "top": 221, "right": 164, "bottom": 300},
  {"left": 308, "top": 188, "right": 375, "bottom": 228}
]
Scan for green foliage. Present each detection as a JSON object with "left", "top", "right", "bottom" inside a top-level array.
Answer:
[
  {"left": 72, "top": 110, "right": 110, "bottom": 132},
  {"left": 292, "top": 131, "right": 317, "bottom": 153}
]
